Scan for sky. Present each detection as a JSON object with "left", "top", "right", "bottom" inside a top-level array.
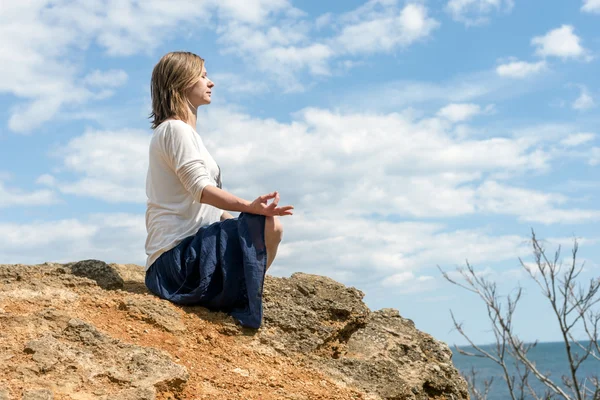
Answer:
[{"left": 1, "top": 0, "right": 599, "bottom": 346}]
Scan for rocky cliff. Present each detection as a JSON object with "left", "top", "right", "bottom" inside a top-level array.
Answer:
[{"left": 0, "top": 261, "right": 468, "bottom": 400}]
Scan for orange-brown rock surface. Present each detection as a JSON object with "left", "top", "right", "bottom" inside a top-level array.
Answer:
[{"left": 0, "top": 261, "right": 468, "bottom": 399}]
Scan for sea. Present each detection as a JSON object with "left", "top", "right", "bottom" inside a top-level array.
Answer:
[{"left": 452, "top": 341, "right": 600, "bottom": 399}]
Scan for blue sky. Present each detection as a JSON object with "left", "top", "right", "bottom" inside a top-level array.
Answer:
[{"left": 1, "top": 0, "right": 599, "bottom": 346}]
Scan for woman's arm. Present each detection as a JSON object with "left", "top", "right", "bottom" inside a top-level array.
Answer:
[
  {"left": 200, "top": 186, "right": 250, "bottom": 212},
  {"left": 201, "top": 186, "right": 293, "bottom": 217}
]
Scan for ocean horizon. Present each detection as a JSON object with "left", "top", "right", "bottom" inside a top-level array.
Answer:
[{"left": 452, "top": 341, "right": 600, "bottom": 399}]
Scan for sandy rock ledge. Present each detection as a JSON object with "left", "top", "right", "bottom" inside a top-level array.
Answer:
[{"left": 0, "top": 261, "right": 468, "bottom": 400}]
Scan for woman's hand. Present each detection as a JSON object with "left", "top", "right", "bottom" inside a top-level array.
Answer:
[{"left": 250, "top": 191, "right": 294, "bottom": 216}]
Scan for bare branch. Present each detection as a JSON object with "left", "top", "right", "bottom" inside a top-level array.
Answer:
[
  {"left": 464, "top": 367, "right": 494, "bottom": 400},
  {"left": 441, "top": 229, "right": 600, "bottom": 400}
]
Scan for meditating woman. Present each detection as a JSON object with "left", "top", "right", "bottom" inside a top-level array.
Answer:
[{"left": 144, "top": 51, "right": 293, "bottom": 328}]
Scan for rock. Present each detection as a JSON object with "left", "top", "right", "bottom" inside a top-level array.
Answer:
[
  {"left": 117, "top": 298, "right": 186, "bottom": 333},
  {"left": 232, "top": 367, "right": 250, "bottom": 377},
  {"left": 37, "top": 308, "right": 70, "bottom": 324},
  {"left": 261, "top": 273, "right": 370, "bottom": 356},
  {"left": 109, "top": 263, "right": 146, "bottom": 284},
  {"left": 20, "top": 317, "right": 188, "bottom": 396},
  {"left": 22, "top": 389, "right": 53, "bottom": 400},
  {"left": 0, "top": 389, "right": 9, "bottom": 400},
  {"left": 24, "top": 335, "right": 62, "bottom": 373},
  {"left": 68, "top": 260, "right": 124, "bottom": 290},
  {"left": 1, "top": 261, "right": 468, "bottom": 399},
  {"left": 100, "top": 387, "right": 156, "bottom": 400},
  {"left": 0, "top": 265, "right": 94, "bottom": 303},
  {"left": 109, "top": 263, "right": 149, "bottom": 295},
  {"left": 261, "top": 273, "right": 469, "bottom": 400},
  {"left": 327, "top": 307, "right": 469, "bottom": 399}
]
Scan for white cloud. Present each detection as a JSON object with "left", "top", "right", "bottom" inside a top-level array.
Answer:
[
  {"left": 207, "top": 107, "right": 599, "bottom": 226},
  {"left": 411, "top": 232, "right": 530, "bottom": 271},
  {"left": 263, "top": 43, "right": 334, "bottom": 76},
  {"left": 49, "top": 106, "right": 599, "bottom": 227},
  {"left": 381, "top": 271, "right": 436, "bottom": 293},
  {"left": 524, "top": 209, "right": 600, "bottom": 224},
  {"left": 0, "top": 214, "right": 146, "bottom": 265},
  {"left": 582, "top": 0, "right": 600, "bottom": 13},
  {"left": 36, "top": 174, "right": 57, "bottom": 186},
  {"left": 572, "top": 87, "right": 595, "bottom": 110},
  {"left": 0, "top": 180, "right": 60, "bottom": 208},
  {"left": 510, "top": 123, "right": 579, "bottom": 142},
  {"left": 1, "top": 0, "right": 442, "bottom": 127},
  {"left": 437, "top": 103, "right": 494, "bottom": 122},
  {"left": 560, "top": 132, "right": 596, "bottom": 147},
  {"left": 366, "top": 79, "right": 491, "bottom": 107},
  {"left": 59, "top": 179, "right": 146, "bottom": 203},
  {"left": 272, "top": 214, "right": 536, "bottom": 291},
  {"left": 446, "top": 0, "right": 514, "bottom": 26},
  {"left": 216, "top": 18, "right": 329, "bottom": 92},
  {"left": 0, "top": 0, "right": 210, "bottom": 132},
  {"left": 476, "top": 180, "right": 568, "bottom": 218},
  {"left": 211, "top": 72, "right": 271, "bottom": 94},
  {"left": 531, "top": 25, "right": 590, "bottom": 60},
  {"left": 51, "top": 129, "right": 150, "bottom": 203},
  {"left": 199, "top": 107, "right": 582, "bottom": 222},
  {"left": 315, "top": 13, "right": 333, "bottom": 30},
  {"left": 0, "top": 0, "right": 307, "bottom": 131},
  {"left": 496, "top": 60, "right": 547, "bottom": 78},
  {"left": 217, "top": 1, "right": 439, "bottom": 92},
  {"left": 7, "top": 89, "right": 85, "bottom": 134},
  {"left": 474, "top": 181, "right": 600, "bottom": 223},
  {"left": 343, "top": 69, "right": 540, "bottom": 113},
  {"left": 383, "top": 271, "right": 415, "bottom": 285},
  {"left": 83, "top": 69, "right": 128, "bottom": 88},
  {"left": 213, "top": 0, "right": 297, "bottom": 25},
  {"left": 54, "top": 1, "right": 214, "bottom": 57},
  {"left": 334, "top": 3, "right": 439, "bottom": 54}
]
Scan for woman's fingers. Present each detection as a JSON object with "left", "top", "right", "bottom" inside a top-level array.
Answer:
[
  {"left": 271, "top": 192, "right": 280, "bottom": 208},
  {"left": 254, "top": 191, "right": 294, "bottom": 216},
  {"left": 273, "top": 205, "right": 294, "bottom": 215},
  {"left": 259, "top": 191, "right": 277, "bottom": 203}
]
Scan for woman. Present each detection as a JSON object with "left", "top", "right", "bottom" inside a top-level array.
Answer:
[{"left": 144, "top": 51, "right": 293, "bottom": 329}]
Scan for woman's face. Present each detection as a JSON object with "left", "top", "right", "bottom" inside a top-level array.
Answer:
[{"left": 186, "top": 66, "right": 214, "bottom": 108}]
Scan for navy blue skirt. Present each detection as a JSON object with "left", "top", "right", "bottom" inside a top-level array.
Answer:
[{"left": 145, "top": 212, "right": 267, "bottom": 328}]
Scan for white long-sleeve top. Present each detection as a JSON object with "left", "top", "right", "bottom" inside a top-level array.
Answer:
[{"left": 145, "top": 119, "right": 223, "bottom": 270}]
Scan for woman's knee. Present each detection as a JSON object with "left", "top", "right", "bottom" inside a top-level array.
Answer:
[{"left": 265, "top": 216, "right": 284, "bottom": 243}]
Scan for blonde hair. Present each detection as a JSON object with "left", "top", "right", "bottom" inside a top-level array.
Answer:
[{"left": 149, "top": 51, "right": 205, "bottom": 129}]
